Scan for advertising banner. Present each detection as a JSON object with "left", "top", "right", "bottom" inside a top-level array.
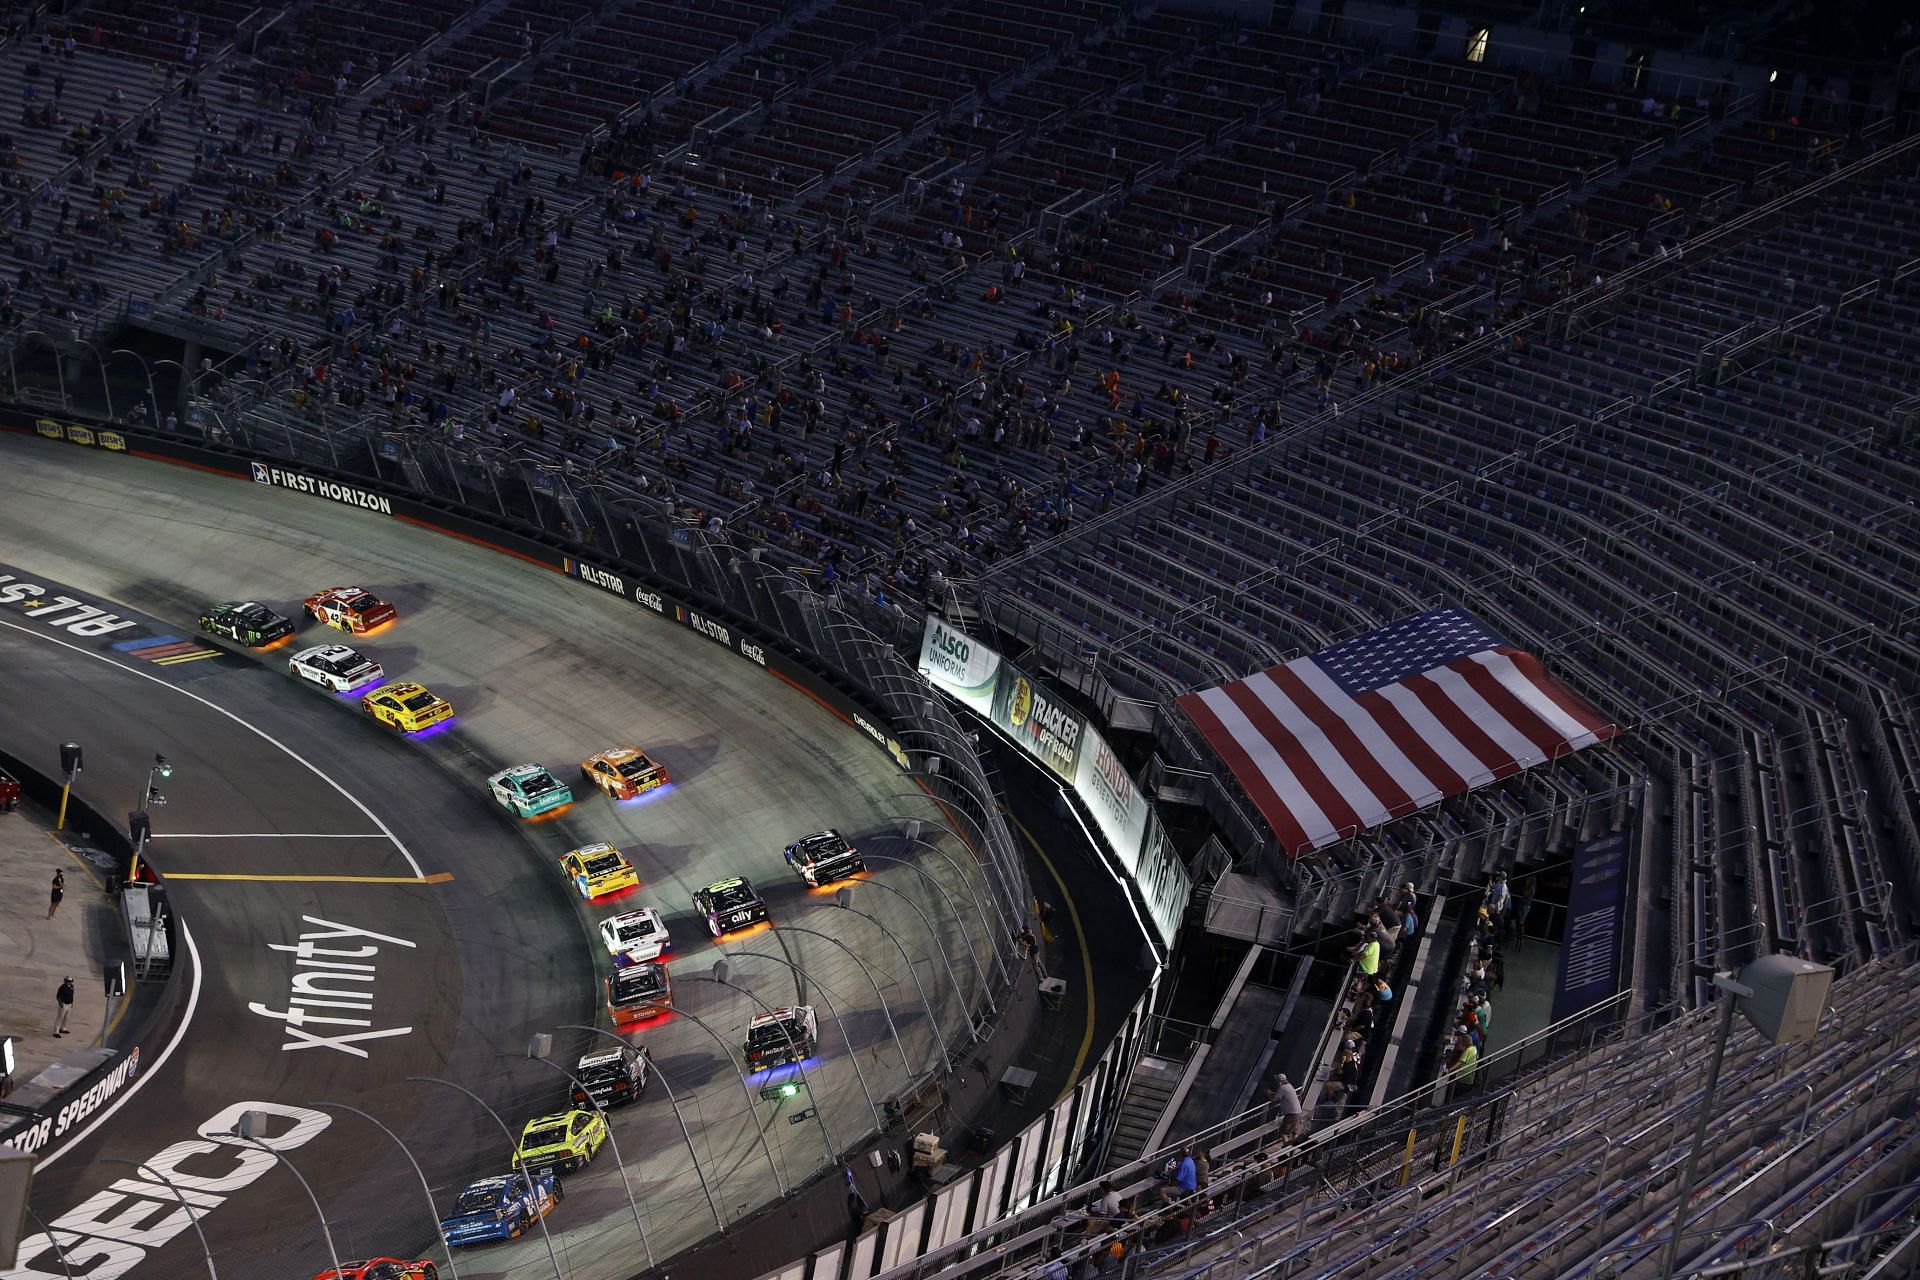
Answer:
[
  {"left": 1552, "top": 830, "right": 1631, "bottom": 1021},
  {"left": 918, "top": 615, "right": 1003, "bottom": 716},
  {"left": 918, "top": 617, "right": 1191, "bottom": 945},
  {"left": 990, "top": 667, "right": 1084, "bottom": 784},
  {"left": 1074, "top": 725, "right": 1152, "bottom": 868},
  {"left": 1133, "top": 817, "right": 1193, "bottom": 949}
]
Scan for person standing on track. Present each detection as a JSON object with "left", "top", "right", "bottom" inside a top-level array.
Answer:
[
  {"left": 48, "top": 868, "right": 64, "bottom": 919},
  {"left": 54, "top": 976, "right": 75, "bottom": 1036}
]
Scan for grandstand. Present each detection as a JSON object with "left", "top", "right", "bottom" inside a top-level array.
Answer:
[{"left": 2, "top": 0, "right": 1918, "bottom": 1274}]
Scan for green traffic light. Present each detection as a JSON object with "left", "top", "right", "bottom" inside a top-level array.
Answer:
[{"left": 780, "top": 1082, "right": 799, "bottom": 1098}]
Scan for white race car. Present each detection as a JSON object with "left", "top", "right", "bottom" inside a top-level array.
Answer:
[
  {"left": 288, "top": 643, "right": 385, "bottom": 693},
  {"left": 598, "top": 908, "right": 671, "bottom": 965}
]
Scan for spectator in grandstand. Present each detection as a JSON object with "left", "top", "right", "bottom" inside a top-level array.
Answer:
[
  {"left": 1157, "top": 1145, "right": 1198, "bottom": 1206},
  {"left": 1350, "top": 927, "right": 1381, "bottom": 977},
  {"left": 1322, "top": 1047, "right": 1362, "bottom": 1114},
  {"left": 1488, "top": 871, "right": 1511, "bottom": 917},
  {"left": 1509, "top": 876, "right": 1534, "bottom": 949},
  {"left": 1091, "top": 1179, "right": 1134, "bottom": 1224},
  {"left": 1451, "top": 1030, "right": 1480, "bottom": 1087},
  {"left": 1374, "top": 895, "right": 1403, "bottom": 949},
  {"left": 1398, "top": 883, "right": 1420, "bottom": 941},
  {"left": 1266, "top": 1073, "right": 1304, "bottom": 1139}
]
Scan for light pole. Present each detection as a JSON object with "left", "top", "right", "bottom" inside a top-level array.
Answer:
[
  {"left": 230, "top": 1111, "right": 342, "bottom": 1280},
  {"left": 405, "top": 1077, "right": 563, "bottom": 1280},
  {"left": 309, "top": 1102, "right": 458, "bottom": 1280},
  {"left": 112, "top": 348, "right": 160, "bottom": 425},
  {"left": 832, "top": 888, "right": 951, "bottom": 1075},
  {"left": 560, "top": 1023, "right": 727, "bottom": 1233},
  {"left": 523, "top": 1034, "right": 654, "bottom": 1269},
  {"left": 862, "top": 853, "right": 995, "bottom": 1006},
  {"left": 842, "top": 880, "right": 970, "bottom": 1037},
  {"left": 154, "top": 357, "right": 190, "bottom": 419},
  {"left": 24, "top": 1208, "right": 77, "bottom": 1279},
  {"left": 129, "top": 753, "right": 172, "bottom": 883},
  {"left": 887, "top": 804, "right": 1025, "bottom": 966},
  {"left": 1657, "top": 955, "right": 1835, "bottom": 1280},
  {"left": 21, "top": 331, "right": 67, "bottom": 408},
  {"left": 73, "top": 339, "right": 112, "bottom": 420},
  {"left": 101, "top": 1158, "right": 218, "bottom": 1280},
  {"left": 895, "top": 832, "right": 1014, "bottom": 987},
  {"left": 723, "top": 951, "right": 884, "bottom": 1128},
  {"left": 626, "top": 1002, "right": 789, "bottom": 1197},
  {"left": 697, "top": 964, "right": 840, "bottom": 1166},
  {"left": 769, "top": 924, "right": 915, "bottom": 1083}
]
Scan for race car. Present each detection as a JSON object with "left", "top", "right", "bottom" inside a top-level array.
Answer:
[
  {"left": 312, "top": 1259, "right": 439, "bottom": 1280},
  {"left": 362, "top": 682, "right": 454, "bottom": 732},
  {"left": 560, "top": 842, "right": 638, "bottom": 899},
  {"left": 744, "top": 1004, "right": 819, "bottom": 1070},
  {"left": 570, "top": 1045, "right": 650, "bottom": 1109},
  {"left": 783, "top": 829, "right": 865, "bottom": 887},
  {"left": 198, "top": 601, "right": 294, "bottom": 646},
  {"left": 438, "top": 1170, "right": 561, "bottom": 1246},
  {"left": 598, "top": 907, "right": 670, "bottom": 962},
  {"left": 288, "top": 643, "right": 385, "bottom": 693},
  {"left": 489, "top": 764, "right": 573, "bottom": 818},
  {"left": 580, "top": 745, "right": 671, "bottom": 800},
  {"left": 607, "top": 961, "right": 672, "bottom": 1026},
  {"left": 694, "top": 876, "right": 768, "bottom": 937},
  {"left": 304, "top": 586, "right": 398, "bottom": 634},
  {"left": 514, "top": 1109, "right": 609, "bottom": 1174}
]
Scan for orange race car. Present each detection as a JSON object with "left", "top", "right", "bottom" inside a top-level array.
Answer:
[
  {"left": 581, "top": 745, "right": 671, "bottom": 800},
  {"left": 305, "top": 586, "right": 398, "bottom": 634}
]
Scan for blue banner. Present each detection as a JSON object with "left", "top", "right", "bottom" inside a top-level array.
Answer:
[{"left": 1551, "top": 831, "right": 1630, "bottom": 1021}]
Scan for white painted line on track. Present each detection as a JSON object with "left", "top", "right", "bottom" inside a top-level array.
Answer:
[
  {"left": 0, "top": 616, "right": 427, "bottom": 877},
  {"left": 151, "top": 832, "right": 392, "bottom": 839},
  {"left": 38, "top": 919, "right": 203, "bottom": 1169}
]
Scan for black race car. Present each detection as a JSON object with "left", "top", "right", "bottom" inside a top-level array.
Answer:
[
  {"left": 199, "top": 601, "right": 295, "bottom": 646},
  {"left": 783, "top": 829, "right": 864, "bottom": 888},
  {"left": 694, "top": 876, "right": 768, "bottom": 937}
]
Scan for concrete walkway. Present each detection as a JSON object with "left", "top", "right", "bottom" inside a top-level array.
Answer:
[{"left": 0, "top": 790, "right": 119, "bottom": 1091}]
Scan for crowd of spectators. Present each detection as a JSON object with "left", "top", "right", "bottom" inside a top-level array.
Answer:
[{"left": 0, "top": 0, "right": 1846, "bottom": 617}]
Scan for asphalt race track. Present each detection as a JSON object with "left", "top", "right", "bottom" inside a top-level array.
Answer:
[{"left": 0, "top": 433, "right": 995, "bottom": 1280}]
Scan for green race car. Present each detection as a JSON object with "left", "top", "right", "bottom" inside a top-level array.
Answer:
[
  {"left": 487, "top": 763, "right": 573, "bottom": 818},
  {"left": 199, "top": 601, "right": 295, "bottom": 646}
]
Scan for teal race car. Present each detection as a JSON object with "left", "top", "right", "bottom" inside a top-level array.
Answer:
[{"left": 487, "top": 764, "right": 574, "bottom": 818}]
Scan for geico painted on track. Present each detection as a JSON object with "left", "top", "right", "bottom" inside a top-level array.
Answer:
[{"left": 3, "top": 1101, "right": 332, "bottom": 1280}]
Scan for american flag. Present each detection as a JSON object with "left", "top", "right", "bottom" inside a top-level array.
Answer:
[{"left": 1176, "top": 609, "right": 1614, "bottom": 856}]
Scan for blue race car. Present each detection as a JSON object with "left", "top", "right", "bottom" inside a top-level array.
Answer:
[{"left": 438, "top": 1170, "right": 562, "bottom": 1245}]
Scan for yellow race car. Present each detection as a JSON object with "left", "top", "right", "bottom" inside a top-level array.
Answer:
[
  {"left": 581, "top": 746, "right": 672, "bottom": 800},
  {"left": 362, "top": 682, "right": 454, "bottom": 733},
  {"left": 560, "top": 842, "right": 640, "bottom": 900},
  {"left": 513, "top": 1109, "right": 608, "bottom": 1174}
]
